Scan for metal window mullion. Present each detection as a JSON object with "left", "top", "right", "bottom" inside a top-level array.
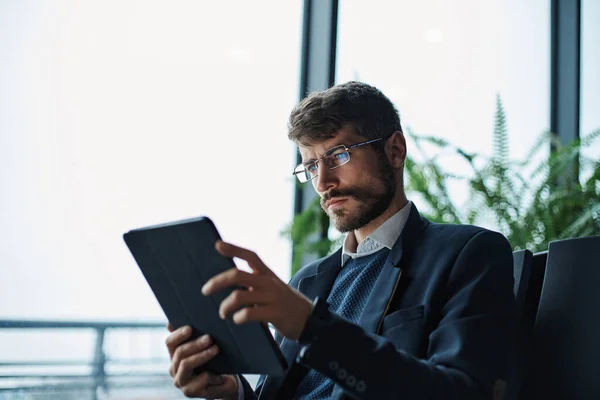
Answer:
[
  {"left": 550, "top": 0, "right": 581, "bottom": 157},
  {"left": 293, "top": 0, "right": 339, "bottom": 266}
]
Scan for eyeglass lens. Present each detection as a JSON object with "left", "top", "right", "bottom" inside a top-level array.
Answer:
[{"left": 294, "top": 146, "right": 351, "bottom": 182}]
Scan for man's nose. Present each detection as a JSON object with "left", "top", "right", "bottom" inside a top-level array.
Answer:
[{"left": 314, "top": 162, "right": 337, "bottom": 193}]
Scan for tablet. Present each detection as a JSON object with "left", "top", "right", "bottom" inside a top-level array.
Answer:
[{"left": 123, "top": 216, "right": 287, "bottom": 375}]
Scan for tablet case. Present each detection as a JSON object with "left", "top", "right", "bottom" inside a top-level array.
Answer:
[{"left": 123, "top": 216, "right": 287, "bottom": 375}]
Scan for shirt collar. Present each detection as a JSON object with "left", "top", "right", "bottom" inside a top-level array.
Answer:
[{"left": 341, "top": 200, "right": 412, "bottom": 267}]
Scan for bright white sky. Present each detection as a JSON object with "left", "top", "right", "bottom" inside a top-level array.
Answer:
[
  {"left": 0, "top": 1, "right": 598, "bottom": 367},
  {"left": 0, "top": 0, "right": 302, "bottom": 321}
]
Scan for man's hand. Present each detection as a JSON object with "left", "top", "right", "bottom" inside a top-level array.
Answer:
[
  {"left": 166, "top": 323, "right": 238, "bottom": 399},
  {"left": 202, "top": 240, "right": 313, "bottom": 340}
]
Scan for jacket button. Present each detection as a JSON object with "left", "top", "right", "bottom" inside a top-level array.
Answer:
[
  {"left": 356, "top": 380, "right": 366, "bottom": 393},
  {"left": 328, "top": 361, "right": 339, "bottom": 371},
  {"left": 346, "top": 375, "right": 356, "bottom": 388},
  {"left": 337, "top": 368, "right": 347, "bottom": 379}
]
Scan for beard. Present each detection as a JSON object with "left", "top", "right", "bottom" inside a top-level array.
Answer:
[{"left": 320, "top": 157, "right": 396, "bottom": 232}]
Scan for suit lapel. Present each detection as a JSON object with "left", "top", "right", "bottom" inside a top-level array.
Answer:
[
  {"left": 357, "top": 241, "right": 404, "bottom": 333},
  {"left": 298, "top": 248, "right": 342, "bottom": 299},
  {"left": 357, "top": 203, "right": 429, "bottom": 334}
]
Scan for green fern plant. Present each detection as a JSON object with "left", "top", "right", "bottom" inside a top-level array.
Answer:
[{"left": 405, "top": 95, "right": 600, "bottom": 252}]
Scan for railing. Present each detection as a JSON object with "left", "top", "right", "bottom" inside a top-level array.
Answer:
[{"left": 0, "top": 319, "right": 180, "bottom": 399}]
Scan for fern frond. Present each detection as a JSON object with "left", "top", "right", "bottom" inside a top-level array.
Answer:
[{"left": 493, "top": 94, "right": 509, "bottom": 166}]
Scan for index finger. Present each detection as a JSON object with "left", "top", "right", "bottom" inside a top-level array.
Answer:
[{"left": 215, "top": 240, "right": 272, "bottom": 275}]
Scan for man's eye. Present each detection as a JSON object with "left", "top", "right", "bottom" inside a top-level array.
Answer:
[
  {"left": 306, "top": 163, "right": 318, "bottom": 173},
  {"left": 335, "top": 152, "right": 349, "bottom": 162}
]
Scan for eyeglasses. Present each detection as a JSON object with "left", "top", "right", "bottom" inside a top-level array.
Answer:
[{"left": 293, "top": 138, "right": 384, "bottom": 183}]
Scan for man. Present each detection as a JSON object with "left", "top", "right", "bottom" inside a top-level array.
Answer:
[{"left": 165, "top": 81, "right": 516, "bottom": 399}]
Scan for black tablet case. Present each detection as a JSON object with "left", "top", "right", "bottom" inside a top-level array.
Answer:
[{"left": 123, "top": 216, "right": 287, "bottom": 375}]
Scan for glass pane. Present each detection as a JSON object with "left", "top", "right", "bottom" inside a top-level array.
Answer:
[
  {"left": 336, "top": 0, "right": 550, "bottom": 232},
  {"left": 581, "top": 0, "right": 600, "bottom": 165},
  {"left": 0, "top": 0, "right": 302, "bottom": 396}
]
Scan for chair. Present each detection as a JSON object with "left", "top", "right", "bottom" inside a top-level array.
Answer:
[
  {"left": 520, "top": 236, "right": 600, "bottom": 399},
  {"left": 503, "top": 249, "right": 533, "bottom": 400},
  {"left": 519, "top": 251, "right": 548, "bottom": 342},
  {"left": 512, "top": 249, "right": 533, "bottom": 319}
]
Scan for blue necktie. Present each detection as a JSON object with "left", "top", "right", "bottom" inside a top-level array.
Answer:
[{"left": 295, "top": 248, "right": 390, "bottom": 399}]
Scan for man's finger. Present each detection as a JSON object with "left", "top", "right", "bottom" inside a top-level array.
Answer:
[
  {"left": 215, "top": 240, "right": 272, "bottom": 275},
  {"left": 165, "top": 326, "right": 193, "bottom": 359},
  {"left": 218, "top": 288, "right": 272, "bottom": 319},
  {"left": 202, "top": 267, "right": 262, "bottom": 295},
  {"left": 232, "top": 304, "right": 274, "bottom": 325},
  {"left": 171, "top": 334, "right": 212, "bottom": 377},
  {"left": 174, "top": 344, "right": 220, "bottom": 388}
]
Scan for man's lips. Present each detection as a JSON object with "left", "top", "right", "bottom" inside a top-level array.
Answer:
[{"left": 325, "top": 197, "right": 348, "bottom": 208}]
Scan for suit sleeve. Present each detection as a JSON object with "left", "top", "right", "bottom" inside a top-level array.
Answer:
[{"left": 295, "top": 230, "right": 516, "bottom": 400}]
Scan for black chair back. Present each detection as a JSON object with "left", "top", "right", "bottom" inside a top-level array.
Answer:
[
  {"left": 512, "top": 249, "right": 533, "bottom": 319},
  {"left": 521, "top": 236, "right": 600, "bottom": 399},
  {"left": 504, "top": 249, "right": 533, "bottom": 400},
  {"left": 520, "top": 251, "right": 548, "bottom": 339}
]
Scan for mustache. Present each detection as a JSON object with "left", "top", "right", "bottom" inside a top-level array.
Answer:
[{"left": 320, "top": 189, "right": 359, "bottom": 207}]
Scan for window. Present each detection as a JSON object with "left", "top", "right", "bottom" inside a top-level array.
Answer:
[
  {"left": 0, "top": 1, "right": 302, "bottom": 393},
  {"left": 581, "top": 0, "right": 600, "bottom": 162},
  {"left": 336, "top": 0, "right": 550, "bottom": 228}
]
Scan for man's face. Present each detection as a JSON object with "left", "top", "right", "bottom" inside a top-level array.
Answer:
[{"left": 298, "top": 128, "right": 396, "bottom": 232}]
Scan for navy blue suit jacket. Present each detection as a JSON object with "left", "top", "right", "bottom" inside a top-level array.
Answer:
[{"left": 242, "top": 203, "right": 516, "bottom": 399}]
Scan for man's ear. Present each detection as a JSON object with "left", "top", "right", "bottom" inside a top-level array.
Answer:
[{"left": 385, "top": 131, "right": 407, "bottom": 169}]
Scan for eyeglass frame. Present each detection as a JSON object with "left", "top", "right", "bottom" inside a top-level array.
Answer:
[{"left": 292, "top": 137, "right": 384, "bottom": 183}]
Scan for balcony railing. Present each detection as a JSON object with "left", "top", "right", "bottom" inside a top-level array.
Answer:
[{"left": 0, "top": 319, "right": 182, "bottom": 399}]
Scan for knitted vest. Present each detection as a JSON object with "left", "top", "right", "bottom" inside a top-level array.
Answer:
[{"left": 295, "top": 247, "right": 391, "bottom": 399}]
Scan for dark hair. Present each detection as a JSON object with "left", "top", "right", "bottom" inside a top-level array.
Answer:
[{"left": 287, "top": 81, "right": 402, "bottom": 146}]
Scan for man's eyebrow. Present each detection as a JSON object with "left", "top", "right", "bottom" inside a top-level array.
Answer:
[
  {"left": 299, "top": 151, "right": 316, "bottom": 163},
  {"left": 301, "top": 142, "right": 346, "bottom": 163}
]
